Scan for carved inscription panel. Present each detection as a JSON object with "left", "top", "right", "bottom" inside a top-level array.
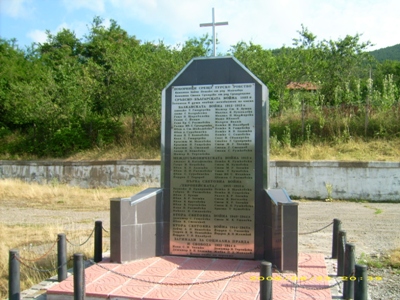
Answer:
[{"left": 170, "top": 83, "right": 255, "bottom": 258}]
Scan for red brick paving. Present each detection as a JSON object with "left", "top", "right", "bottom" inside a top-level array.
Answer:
[{"left": 46, "top": 253, "right": 332, "bottom": 299}]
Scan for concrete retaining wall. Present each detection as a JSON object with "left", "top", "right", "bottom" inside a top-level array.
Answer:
[
  {"left": 270, "top": 161, "right": 400, "bottom": 201},
  {"left": 1, "top": 160, "right": 399, "bottom": 201},
  {"left": 0, "top": 160, "right": 161, "bottom": 188}
]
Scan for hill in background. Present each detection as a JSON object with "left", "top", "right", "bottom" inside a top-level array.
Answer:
[{"left": 370, "top": 43, "right": 400, "bottom": 61}]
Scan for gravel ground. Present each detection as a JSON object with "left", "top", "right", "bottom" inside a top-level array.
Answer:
[
  {"left": 2, "top": 200, "right": 399, "bottom": 299},
  {"left": 298, "top": 201, "right": 400, "bottom": 300}
]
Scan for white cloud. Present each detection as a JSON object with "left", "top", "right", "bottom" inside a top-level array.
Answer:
[
  {"left": 27, "top": 29, "right": 47, "bottom": 44},
  {"left": 62, "top": 0, "right": 106, "bottom": 13},
  {"left": 105, "top": 0, "right": 400, "bottom": 51},
  {"left": 15, "top": 0, "right": 397, "bottom": 51},
  {"left": 26, "top": 20, "right": 89, "bottom": 45},
  {"left": 1, "top": 0, "right": 34, "bottom": 18},
  {"left": 107, "top": 0, "right": 222, "bottom": 46}
]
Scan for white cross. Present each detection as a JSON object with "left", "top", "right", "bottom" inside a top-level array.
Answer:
[{"left": 200, "top": 8, "right": 228, "bottom": 56}]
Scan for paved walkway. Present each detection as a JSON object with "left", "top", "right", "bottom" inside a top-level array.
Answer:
[{"left": 34, "top": 253, "right": 333, "bottom": 300}]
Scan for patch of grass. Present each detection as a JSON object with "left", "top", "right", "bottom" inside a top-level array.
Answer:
[
  {"left": 358, "top": 249, "right": 400, "bottom": 269},
  {"left": 364, "top": 204, "right": 384, "bottom": 214},
  {"left": 269, "top": 138, "right": 400, "bottom": 161},
  {"left": 0, "top": 179, "right": 149, "bottom": 211},
  {"left": 2, "top": 136, "right": 399, "bottom": 162},
  {"left": 65, "top": 140, "right": 161, "bottom": 161}
]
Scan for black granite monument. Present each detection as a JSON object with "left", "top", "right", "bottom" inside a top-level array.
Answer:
[{"left": 110, "top": 56, "right": 298, "bottom": 272}]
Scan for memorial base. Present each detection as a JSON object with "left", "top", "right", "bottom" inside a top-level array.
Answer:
[
  {"left": 110, "top": 187, "right": 299, "bottom": 273},
  {"left": 265, "top": 188, "right": 299, "bottom": 272},
  {"left": 46, "top": 253, "right": 329, "bottom": 300},
  {"left": 110, "top": 188, "right": 166, "bottom": 263}
]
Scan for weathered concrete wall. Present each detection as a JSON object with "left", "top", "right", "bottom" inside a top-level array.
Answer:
[
  {"left": 0, "top": 160, "right": 161, "bottom": 188},
  {"left": 270, "top": 161, "right": 400, "bottom": 201},
  {"left": 1, "top": 160, "right": 399, "bottom": 201}
]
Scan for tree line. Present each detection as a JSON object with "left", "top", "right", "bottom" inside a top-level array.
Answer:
[{"left": 1, "top": 18, "right": 399, "bottom": 157}]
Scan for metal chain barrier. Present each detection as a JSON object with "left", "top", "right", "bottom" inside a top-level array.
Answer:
[
  {"left": 102, "top": 226, "right": 109, "bottom": 234},
  {"left": 272, "top": 265, "right": 343, "bottom": 290},
  {"left": 299, "top": 221, "right": 334, "bottom": 235},
  {"left": 89, "top": 259, "right": 260, "bottom": 286},
  {"left": 17, "top": 238, "right": 59, "bottom": 262},
  {"left": 14, "top": 254, "right": 72, "bottom": 273},
  {"left": 66, "top": 227, "right": 95, "bottom": 247}
]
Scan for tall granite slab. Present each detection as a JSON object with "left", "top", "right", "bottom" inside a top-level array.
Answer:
[
  {"left": 161, "top": 57, "right": 268, "bottom": 259},
  {"left": 110, "top": 56, "right": 298, "bottom": 272}
]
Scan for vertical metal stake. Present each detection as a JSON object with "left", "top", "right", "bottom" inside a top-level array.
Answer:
[
  {"left": 73, "top": 253, "right": 85, "bottom": 300},
  {"left": 332, "top": 218, "right": 341, "bottom": 258},
  {"left": 94, "top": 220, "right": 103, "bottom": 263},
  {"left": 355, "top": 264, "right": 368, "bottom": 300},
  {"left": 260, "top": 261, "right": 272, "bottom": 300},
  {"left": 343, "top": 243, "right": 355, "bottom": 300},
  {"left": 9, "top": 249, "right": 20, "bottom": 300},
  {"left": 58, "top": 233, "right": 67, "bottom": 282},
  {"left": 337, "top": 230, "right": 346, "bottom": 276}
]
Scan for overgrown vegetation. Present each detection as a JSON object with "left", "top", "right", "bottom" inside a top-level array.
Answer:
[
  {"left": 1, "top": 19, "right": 399, "bottom": 159},
  {"left": 358, "top": 250, "right": 400, "bottom": 271}
]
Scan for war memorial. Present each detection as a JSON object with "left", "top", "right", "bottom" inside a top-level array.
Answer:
[
  {"left": 108, "top": 54, "right": 299, "bottom": 269},
  {"left": 42, "top": 9, "right": 341, "bottom": 300}
]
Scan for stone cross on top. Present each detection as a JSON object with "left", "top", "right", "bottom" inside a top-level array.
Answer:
[{"left": 200, "top": 8, "right": 228, "bottom": 56}]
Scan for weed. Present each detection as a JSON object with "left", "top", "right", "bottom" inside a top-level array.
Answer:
[
  {"left": 269, "top": 134, "right": 281, "bottom": 152},
  {"left": 282, "top": 126, "right": 291, "bottom": 147},
  {"left": 325, "top": 182, "right": 333, "bottom": 201},
  {"left": 305, "top": 123, "right": 312, "bottom": 143}
]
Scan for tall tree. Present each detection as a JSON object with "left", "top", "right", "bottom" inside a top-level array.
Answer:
[
  {"left": 0, "top": 39, "right": 32, "bottom": 127},
  {"left": 319, "top": 34, "right": 373, "bottom": 105}
]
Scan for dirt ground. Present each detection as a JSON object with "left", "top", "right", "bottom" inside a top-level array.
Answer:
[
  {"left": 2, "top": 200, "right": 399, "bottom": 257},
  {"left": 2, "top": 200, "right": 400, "bottom": 299},
  {"left": 297, "top": 201, "right": 400, "bottom": 257}
]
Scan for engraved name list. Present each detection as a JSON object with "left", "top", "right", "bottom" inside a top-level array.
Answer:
[{"left": 170, "top": 83, "right": 256, "bottom": 258}]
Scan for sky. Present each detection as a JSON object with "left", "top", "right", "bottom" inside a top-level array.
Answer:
[{"left": 0, "top": 0, "right": 399, "bottom": 53}]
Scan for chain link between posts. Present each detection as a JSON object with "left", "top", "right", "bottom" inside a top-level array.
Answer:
[
  {"left": 66, "top": 226, "right": 95, "bottom": 247},
  {"left": 17, "top": 238, "right": 59, "bottom": 262},
  {"left": 89, "top": 259, "right": 261, "bottom": 286},
  {"left": 11, "top": 221, "right": 343, "bottom": 290},
  {"left": 299, "top": 221, "right": 334, "bottom": 235},
  {"left": 14, "top": 253, "right": 72, "bottom": 273},
  {"left": 12, "top": 226, "right": 96, "bottom": 274}
]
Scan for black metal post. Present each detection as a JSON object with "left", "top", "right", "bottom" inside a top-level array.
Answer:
[
  {"left": 9, "top": 249, "right": 20, "bottom": 300},
  {"left": 355, "top": 264, "right": 368, "bottom": 300},
  {"left": 260, "top": 261, "right": 272, "bottom": 300},
  {"left": 337, "top": 230, "right": 346, "bottom": 276},
  {"left": 58, "top": 233, "right": 67, "bottom": 282},
  {"left": 73, "top": 253, "right": 85, "bottom": 300},
  {"left": 94, "top": 220, "right": 103, "bottom": 263},
  {"left": 332, "top": 218, "right": 341, "bottom": 258},
  {"left": 343, "top": 243, "right": 355, "bottom": 300}
]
